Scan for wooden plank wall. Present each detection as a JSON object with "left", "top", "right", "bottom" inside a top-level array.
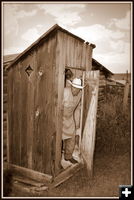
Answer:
[
  {"left": 7, "top": 52, "right": 36, "bottom": 168},
  {"left": 54, "top": 31, "right": 66, "bottom": 176},
  {"left": 7, "top": 33, "right": 58, "bottom": 175},
  {"left": 64, "top": 36, "right": 92, "bottom": 70},
  {"left": 34, "top": 33, "right": 57, "bottom": 175}
]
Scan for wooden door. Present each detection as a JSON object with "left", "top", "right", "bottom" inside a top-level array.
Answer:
[{"left": 81, "top": 70, "right": 99, "bottom": 175}]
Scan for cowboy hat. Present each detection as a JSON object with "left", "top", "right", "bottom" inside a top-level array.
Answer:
[{"left": 67, "top": 78, "right": 84, "bottom": 89}]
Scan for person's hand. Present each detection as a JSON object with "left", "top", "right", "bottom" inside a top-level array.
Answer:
[
  {"left": 76, "top": 128, "right": 81, "bottom": 136},
  {"left": 76, "top": 125, "right": 80, "bottom": 129}
]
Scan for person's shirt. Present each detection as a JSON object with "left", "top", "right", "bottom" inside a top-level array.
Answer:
[{"left": 62, "top": 87, "right": 81, "bottom": 140}]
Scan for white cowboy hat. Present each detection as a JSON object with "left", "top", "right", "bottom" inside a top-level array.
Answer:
[{"left": 67, "top": 78, "right": 84, "bottom": 89}]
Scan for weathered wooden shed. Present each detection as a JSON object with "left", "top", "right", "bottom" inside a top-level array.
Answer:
[
  {"left": 92, "top": 58, "right": 113, "bottom": 103},
  {"left": 5, "top": 24, "right": 99, "bottom": 190}
]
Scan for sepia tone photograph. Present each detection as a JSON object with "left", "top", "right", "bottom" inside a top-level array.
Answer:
[{"left": 2, "top": 1, "right": 132, "bottom": 198}]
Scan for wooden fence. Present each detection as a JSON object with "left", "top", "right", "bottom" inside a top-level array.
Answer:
[{"left": 97, "top": 73, "right": 131, "bottom": 118}]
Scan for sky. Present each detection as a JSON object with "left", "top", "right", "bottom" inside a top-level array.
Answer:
[{"left": 3, "top": 2, "right": 132, "bottom": 73}]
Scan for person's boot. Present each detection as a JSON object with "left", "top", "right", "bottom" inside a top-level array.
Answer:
[{"left": 65, "top": 157, "right": 78, "bottom": 164}]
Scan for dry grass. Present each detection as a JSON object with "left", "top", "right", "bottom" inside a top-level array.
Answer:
[{"left": 96, "top": 92, "right": 131, "bottom": 155}]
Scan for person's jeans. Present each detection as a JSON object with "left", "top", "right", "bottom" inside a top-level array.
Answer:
[{"left": 63, "top": 134, "right": 75, "bottom": 160}]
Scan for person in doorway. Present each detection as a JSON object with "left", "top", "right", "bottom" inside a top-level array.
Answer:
[{"left": 62, "top": 78, "right": 84, "bottom": 164}]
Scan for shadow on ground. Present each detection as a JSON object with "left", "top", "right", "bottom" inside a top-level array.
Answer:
[
  {"left": 10, "top": 133, "right": 131, "bottom": 198},
  {"left": 44, "top": 135, "right": 131, "bottom": 197}
]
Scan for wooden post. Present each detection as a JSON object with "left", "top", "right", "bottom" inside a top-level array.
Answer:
[
  {"left": 123, "top": 82, "right": 129, "bottom": 112},
  {"left": 79, "top": 72, "right": 85, "bottom": 153},
  {"left": 126, "top": 70, "right": 129, "bottom": 83},
  {"left": 123, "top": 70, "right": 129, "bottom": 112}
]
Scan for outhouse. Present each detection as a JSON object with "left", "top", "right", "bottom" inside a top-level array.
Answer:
[{"left": 6, "top": 24, "right": 99, "bottom": 190}]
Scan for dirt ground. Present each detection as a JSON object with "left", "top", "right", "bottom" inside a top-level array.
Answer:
[
  {"left": 45, "top": 135, "right": 131, "bottom": 198},
  {"left": 10, "top": 132, "right": 131, "bottom": 198}
]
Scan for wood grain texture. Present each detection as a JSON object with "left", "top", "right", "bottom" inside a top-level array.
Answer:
[
  {"left": 81, "top": 44, "right": 93, "bottom": 132},
  {"left": 6, "top": 113, "right": 9, "bottom": 163},
  {"left": 33, "top": 33, "right": 57, "bottom": 175},
  {"left": 26, "top": 53, "right": 36, "bottom": 170},
  {"left": 85, "top": 44, "right": 89, "bottom": 71},
  {"left": 51, "top": 163, "right": 83, "bottom": 188},
  {"left": 3, "top": 84, "right": 7, "bottom": 93},
  {"left": 76, "top": 41, "right": 81, "bottom": 68},
  {"left": 3, "top": 102, "right": 7, "bottom": 113},
  {"left": 81, "top": 43, "right": 86, "bottom": 70},
  {"left": 32, "top": 48, "right": 42, "bottom": 173},
  {"left": 82, "top": 83, "right": 91, "bottom": 132},
  {"left": 79, "top": 72, "right": 85, "bottom": 150},
  {"left": 3, "top": 113, "right": 7, "bottom": 121},
  {"left": 88, "top": 45, "right": 93, "bottom": 71},
  {"left": 73, "top": 39, "right": 77, "bottom": 68},
  {"left": 65, "top": 35, "right": 70, "bottom": 67},
  {"left": 19, "top": 56, "right": 32, "bottom": 168},
  {"left": 13, "top": 175, "right": 47, "bottom": 187},
  {"left": 3, "top": 94, "right": 7, "bottom": 103},
  {"left": 7, "top": 68, "right": 13, "bottom": 163},
  {"left": 9, "top": 164, "right": 52, "bottom": 184},
  {"left": 70, "top": 36, "right": 75, "bottom": 68},
  {"left": 3, "top": 121, "right": 7, "bottom": 131},
  {"left": 81, "top": 71, "right": 99, "bottom": 175},
  {"left": 7, "top": 33, "right": 58, "bottom": 175},
  {"left": 54, "top": 31, "right": 65, "bottom": 175}
]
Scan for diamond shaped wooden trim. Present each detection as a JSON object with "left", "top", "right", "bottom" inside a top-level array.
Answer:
[{"left": 25, "top": 65, "right": 33, "bottom": 77}]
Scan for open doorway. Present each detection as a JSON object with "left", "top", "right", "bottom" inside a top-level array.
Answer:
[{"left": 60, "top": 67, "right": 85, "bottom": 170}]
